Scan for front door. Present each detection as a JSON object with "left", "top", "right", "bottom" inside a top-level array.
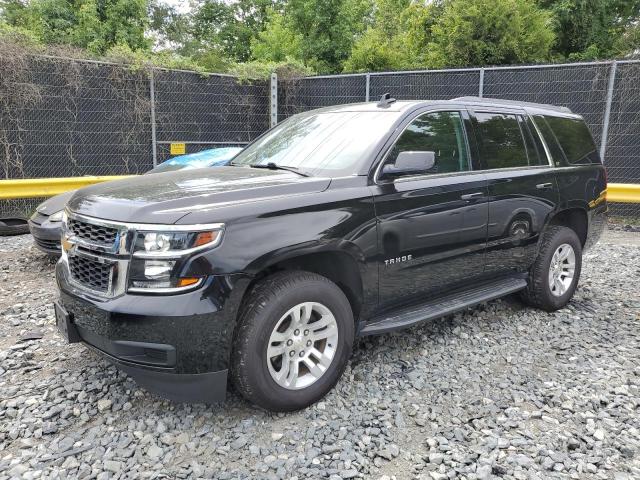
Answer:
[{"left": 372, "top": 110, "right": 489, "bottom": 311}]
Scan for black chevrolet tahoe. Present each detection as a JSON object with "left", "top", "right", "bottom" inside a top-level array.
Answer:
[{"left": 54, "top": 96, "right": 607, "bottom": 412}]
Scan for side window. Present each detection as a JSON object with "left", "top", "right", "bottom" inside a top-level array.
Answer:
[
  {"left": 523, "top": 115, "right": 550, "bottom": 166},
  {"left": 384, "top": 111, "right": 470, "bottom": 175},
  {"left": 531, "top": 114, "right": 566, "bottom": 164},
  {"left": 542, "top": 115, "right": 600, "bottom": 165},
  {"left": 475, "top": 112, "right": 529, "bottom": 169}
]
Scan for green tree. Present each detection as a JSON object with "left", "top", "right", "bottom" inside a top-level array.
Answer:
[
  {"left": 192, "top": 0, "right": 282, "bottom": 62},
  {"left": 343, "top": 1, "right": 439, "bottom": 72},
  {"left": 285, "top": 0, "right": 372, "bottom": 72},
  {"left": 539, "top": 0, "right": 640, "bottom": 60},
  {"left": 343, "top": 26, "right": 403, "bottom": 72},
  {"left": 426, "top": 0, "right": 555, "bottom": 68},
  {"left": 0, "top": 0, "right": 149, "bottom": 54},
  {"left": 250, "top": 10, "right": 303, "bottom": 62}
]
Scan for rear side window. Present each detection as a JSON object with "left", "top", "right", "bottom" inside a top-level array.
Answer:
[
  {"left": 531, "top": 115, "right": 566, "bottom": 164},
  {"left": 475, "top": 112, "right": 529, "bottom": 169},
  {"left": 519, "top": 116, "right": 546, "bottom": 166},
  {"left": 541, "top": 116, "right": 600, "bottom": 165}
]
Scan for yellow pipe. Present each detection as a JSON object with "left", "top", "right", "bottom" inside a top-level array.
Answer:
[
  {"left": 0, "top": 177, "right": 638, "bottom": 204},
  {"left": 607, "top": 183, "right": 640, "bottom": 204},
  {"left": 0, "top": 176, "right": 133, "bottom": 199}
]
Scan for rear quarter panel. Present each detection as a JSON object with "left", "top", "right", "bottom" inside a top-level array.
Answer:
[{"left": 554, "top": 164, "right": 607, "bottom": 249}]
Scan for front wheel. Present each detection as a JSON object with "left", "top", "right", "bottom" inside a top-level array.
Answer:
[
  {"left": 521, "top": 226, "right": 583, "bottom": 311},
  {"left": 231, "top": 271, "right": 354, "bottom": 411}
]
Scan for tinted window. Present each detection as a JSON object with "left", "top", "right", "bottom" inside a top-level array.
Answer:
[
  {"left": 385, "top": 111, "right": 469, "bottom": 175},
  {"left": 475, "top": 112, "right": 529, "bottom": 169},
  {"left": 542, "top": 116, "right": 600, "bottom": 165},
  {"left": 532, "top": 115, "right": 566, "bottom": 164},
  {"left": 523, "top": 116, "right": 549, "bottom": 166}
]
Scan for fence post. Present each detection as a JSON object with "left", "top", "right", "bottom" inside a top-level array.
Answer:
[
  {"left": 479, "top": 68, "right": 485, "bottom": 98},
  {"left": 600, "top": 61, "right": 617, "bottom": 162},
  {"left": 365, "top": 73, "right": 370, "bottom": 102},
  {"left": 270, "top": 72, "right": 278, "bottom": 128},
  {"left": 149, "top": 68, "right": 158, "bottom": 167}
]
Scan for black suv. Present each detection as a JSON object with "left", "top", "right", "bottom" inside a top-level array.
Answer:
[{"left": 54, "top": 96, "right": 607, "bottom": 411}]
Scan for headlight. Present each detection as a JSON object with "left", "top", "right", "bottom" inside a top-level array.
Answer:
[
  {"left": 128, "top": 227, "right": 223, "bottom": 292},
  {"left": 49, "top": 210, "right": 64, "bottom": 222}
]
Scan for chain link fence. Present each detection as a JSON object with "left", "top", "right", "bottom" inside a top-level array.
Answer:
[
  {"left": 1, "top": 53, "right": 639, "bottom": 219},
  {"left": 0, "top": 54, "right": 268, "bottom": 218}
]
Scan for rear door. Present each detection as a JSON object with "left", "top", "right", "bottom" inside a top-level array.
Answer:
[
  {"left": 371, "top": 109, "right": 489, "bottom": 311},
  {"left": 469, "top": 108, "right": 559, "bottom": 275}
]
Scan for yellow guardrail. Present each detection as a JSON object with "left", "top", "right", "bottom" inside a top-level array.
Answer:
[
  {"left": 0, "top": 176, "right": 133, "bottom": 200},
  {"left": 607, "top": 183, "right": 640, "bottom": 204},
  {"left": 0, "top": 177, "right": 638, "bottom": 203}
]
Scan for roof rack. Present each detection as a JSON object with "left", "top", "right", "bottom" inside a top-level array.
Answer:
[{"left": 451, "top": 96, "right": 573, "bottom": 114}]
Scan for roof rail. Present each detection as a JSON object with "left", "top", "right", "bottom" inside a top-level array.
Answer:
[{"left": 451, "top": 96, "right": 573, "bottom": 114}]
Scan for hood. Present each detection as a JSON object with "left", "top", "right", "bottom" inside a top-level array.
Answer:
[
  {"left": 37, "top": 190, "right": 77, "bottom": 215},
  {"left": 67, "top": 166, "right": 331, "bottom": 224}
]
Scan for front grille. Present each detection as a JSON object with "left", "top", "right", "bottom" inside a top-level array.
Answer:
[
  {"left": 69, "top": 255, "right": 113, "bottom": 293},
  {"left": 68, "top": 219, "right": 118, "bottom": 246}
]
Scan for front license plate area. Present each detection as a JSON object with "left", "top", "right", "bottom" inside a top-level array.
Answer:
[{"left": 55, "top": 301, "right": 81, "bottom": 343}]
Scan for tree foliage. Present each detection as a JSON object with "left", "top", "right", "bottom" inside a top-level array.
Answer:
[
  {"left": 1, "top": 0, "right": 639, "bottom": 76},
  {"left": 250, "top": 10, "right": 303, "bottom": 62},
  {"left": 0, "top": 0, "right": 148, "bottom": 54},
  {"left": 425, "top": 0, "right": 555, "bottom": 68},
  {"left": 539, "top": 0, "right": 640, "bottom": 60}
]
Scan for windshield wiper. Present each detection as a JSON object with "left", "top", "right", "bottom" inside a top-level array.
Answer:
[{"left": 250, "top": 162, "right": 310, "bottom": 177}]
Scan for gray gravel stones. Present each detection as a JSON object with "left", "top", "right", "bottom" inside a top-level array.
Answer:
[{"left": 1, "top": 231, "right": 639, "bottom": 479}]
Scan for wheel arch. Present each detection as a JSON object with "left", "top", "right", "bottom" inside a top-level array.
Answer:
[
  {"left": 546, "top": 207, "right": 589, "bottom": 246},
  {"left": 243, "top": 248, "right": 366, "bottom": 323}
]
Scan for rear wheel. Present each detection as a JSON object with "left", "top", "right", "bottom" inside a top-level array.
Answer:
[
  {"left": 521, "top": 226, "right": 582, "bottom": 311},
  {"left": 231, "top": 271, "right": 354, "bottom": 411}
]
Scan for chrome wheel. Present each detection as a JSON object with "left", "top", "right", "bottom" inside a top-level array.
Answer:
[
  {"left": 548, "top": 243, "right": 576, "bottom": 297},
  {"left": 266, "top": 302, "right": 339, "bottom": 390}
]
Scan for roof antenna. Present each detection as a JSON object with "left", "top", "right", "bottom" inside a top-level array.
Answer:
[{"left": 377, "top": 92, "right": 396, "bottom": 108}]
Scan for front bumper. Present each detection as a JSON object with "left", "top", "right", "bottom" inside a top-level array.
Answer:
[
  {"left": 28, "top": 216, "right": 62, "bottom": 255},
  {"left": 56, "top": 263, "right": 250, "bottom": 403}
]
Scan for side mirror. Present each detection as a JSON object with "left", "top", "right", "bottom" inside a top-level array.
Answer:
[{"left": 382, "top": 151, "right": 436, "bottom": 177}]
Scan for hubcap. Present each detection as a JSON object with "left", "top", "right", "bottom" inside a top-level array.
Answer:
[
  {"left": 548, "top": 243, "right": 576, "bottom": 297},
  {"left": 266, "top": 302, "right": 339, "bottom": 390}
]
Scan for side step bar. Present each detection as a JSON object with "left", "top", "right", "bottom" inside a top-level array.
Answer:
[{"left": 360, "top": 277, "right": 528, "bottom": 336}]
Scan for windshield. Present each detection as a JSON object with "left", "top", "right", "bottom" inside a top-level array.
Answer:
[
  {"left": 149, "top": 147, "right": 243, "bottom": 174},
  {"left": 230, "top": 110, "right": 401, "bottom": 177}
]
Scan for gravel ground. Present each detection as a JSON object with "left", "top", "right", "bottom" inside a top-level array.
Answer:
[{"left": 1, "top": 230, "right": 639, "bottom": 480}]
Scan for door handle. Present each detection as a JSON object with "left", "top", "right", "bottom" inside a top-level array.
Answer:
[
  {"left": 460, "top": 192, "right": 484, "bottom": 200},
  {"left": 536, "top": 182, "right": 553, "bottom": 190}
]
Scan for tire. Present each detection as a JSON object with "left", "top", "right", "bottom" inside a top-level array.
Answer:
[
  {"left": 520, "top": 226, "right": 582, "bottom": 312},
  {"left": 0, "top": 218, "right": 30, "bottom": 236},
  {"left": 231, "top": 271, "right": 354, "bottom": 412}
]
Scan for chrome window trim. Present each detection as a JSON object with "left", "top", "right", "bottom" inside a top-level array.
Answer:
[{"left": 527, "top": 114, "right": 555, "bottom": 167}]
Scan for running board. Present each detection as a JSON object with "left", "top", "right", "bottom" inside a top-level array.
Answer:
[{"left": 360, "top": 277, "right": 528, "bottom": 336}]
